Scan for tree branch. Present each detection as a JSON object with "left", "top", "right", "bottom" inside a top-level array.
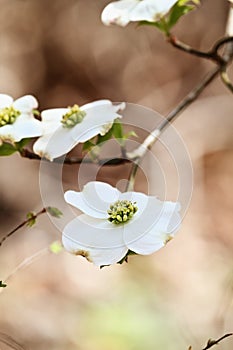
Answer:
[
  {"left": 19, "top": 148, "right": 131, "bottom": 166},
  {"left": 0, "top": 208, "right": 47, "bottom": 247},
  {"left": 125, "top": 65, "right": 220, "bottom": 191},
  {"left": 126, "top": 30, "right": 233, "bottom": 191},
  {"left": 167, "top": 34, "right": 226, "bottom": 65},
  {"left": 220, "top": 67, "right": 233, "bottom": 93},
  {"left": 202, "top": 333, "right": 233, "bottom": 350}
]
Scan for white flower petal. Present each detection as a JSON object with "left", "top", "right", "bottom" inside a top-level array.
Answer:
[
  {"left": 123, "top": 196, "right": 164, "bottom": 245},
  {"left": 0, "top": 124, "right": 14, "bottom": 140},
  {"left": 125, "top": 200, "right": 181, "bottom": 254},
  {"left": 0, "top": 117, "right": 42, "bottom": 142},
  {"left": 126, "top": 229, "right": 167, "bottom": 255},
  {"left": 154, "top": 201, "right": 181, "bottom": 232},
  {"left": 10, "top": 116, "right": 42, "bottom": 141},
  {"left": 71, "top": 100, "right": 124, "bottom": 142},
  {"left": 101, "top": 0, "right": 177, "bottom": 26},
  {"left": 35, "top": 109, "right": 68, "bottom": 144},
  {"left": 41, "top": 108, "right": 68, "bottom": 123},
  {"left": 101, "top": 0, "right": 138, "bottom": 26},
  {"left": 0, "top": 94, "right": 13, "bottom": 108},
  {"left": 62, "top": 214, "right": 128, "bottom": 266},
  {"left": 86, "top": 246, "right": 128, "bottom": 266},
  {"left": 62, "top": 230, "right": 128, "bottom": 266},
  {"left": 65, "top": 181, "right": 121, "bottom": 218},
  {"left": 34, "top": 101, "right": 125, "bottom": 159},
  {"left": 119, "top": 191, "right": 150, "bottom": 215},
  {"left": 62, "top": 221, "right": 128, "bottom": 266},
  {"left": 63, "top": 181, "right": 182, "bottom": 264},
  {"left": 130, "top": 0, "right": 177, "bottom": 22},
  {"left": 33, "top": 126, "right": 76, "bottom": 160},
  {"left": 73, "top": 125, "right": 111, "bottom": 143},
  {"left": 13, "top": 95, "right": 38, "bottom": 113}
]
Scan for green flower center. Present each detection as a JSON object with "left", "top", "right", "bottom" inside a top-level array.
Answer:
[
  {"left": 108, "top": 200, "right": 138, "bottom": 225},
  {"left": 0, "top": 106, "right": 21, "bottom": 127},
  {"left": 61, "top": 104, "right": 86, "bottom": 129}
]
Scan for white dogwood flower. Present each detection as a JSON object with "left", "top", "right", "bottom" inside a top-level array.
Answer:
[
  {"left": 0, "top": 94, "right": 42, "bottom": 142},
  {"left": 33, "top": 100, "right": 125, "bottom": 161},
  {"left": 63, "top": 181, "right": 181, "bottom": 266},
  {"left": 101, "top": 0, "right": 178, "bottom": 26}
]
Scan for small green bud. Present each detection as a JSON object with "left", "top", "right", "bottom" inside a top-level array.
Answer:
[
  {"left": 47, "top": 207, "right": 63, "bottom": 218},
  {"left": 0, "top": 281, "right": 7, "bottom": 288},
  {"left": 49, "top": 241, "right": 63, "bottom": 254},
  {"left": 26, "top": 212, "right": 36, "bottom": 227}
]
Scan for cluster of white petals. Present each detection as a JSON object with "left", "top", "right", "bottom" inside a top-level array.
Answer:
[
  {"left": 0, "top": 94, "right": 42, "bottom": 142},
  {"left": 101, "top": 0, "right": 177, "bottom": 26},
  {"left": 33, "top": 100, "right": 125, "bottom": 160},
  {"left": 63, "top": 181, "right": 181, "bottom": 266}
]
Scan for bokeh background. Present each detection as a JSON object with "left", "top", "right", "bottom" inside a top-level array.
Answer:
[{"left": 0, "top": 0, "right": 233, "bottom": 349}]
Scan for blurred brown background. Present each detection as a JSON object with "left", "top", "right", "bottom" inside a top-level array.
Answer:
[{"left": 0, "top": 0, "right": 233, "bottom": 349}]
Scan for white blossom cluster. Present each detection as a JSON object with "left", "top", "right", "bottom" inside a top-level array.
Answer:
[
  {"left": 0, "top": 94, "right": 125, "bottom": 160},
  {"left": 0, "top": 93, "right": 181, "bottom": 266}
]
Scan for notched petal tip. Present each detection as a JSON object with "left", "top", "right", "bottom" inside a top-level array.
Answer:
[{"left": 13, "top": 95, "right": 38, "bottom": 112}]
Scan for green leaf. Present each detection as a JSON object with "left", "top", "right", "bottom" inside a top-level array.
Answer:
[
  {"left": 123, "top": 130, "right": 138, "bottom": 140},
  {"left": 111, "top": 119, "right": 127, "bottom": 146},
  {"left": 26, "top": 212, "right": 36, "bottom": 227},
  {"left": 96, "top": 127, "right": 113, "bottom": 145},
  {"left": 15, "top": 138, "right": 31, "bottom": 151},
  {"left": 178, "top": 0, "right": 200, "bottom": 5},
  {"left": 47, "top": 207, "right": 63, "bottom": 218},
  {"left": 139, "top": 1, "right": 199, "bottom": 33},
  {"left": 82, "top": 140, "right": 96, "bottom": 152},
  {"left": 117, "top": 250, "right": 137, "bottom": 265},
  {"left": 49, "top": 241, "right": 63, "bottom": 254},
  {"left": 0, "top": 142, "right": 17, "bottom": 156},
  {"left": 167, "top": 3, "right": 194, "bottom": 31},
  {"left": 139, "top": 20, "right": 170, "bottom": 35},
  {"left": 112, "top": 119, "right": 123, "bottom": 140},
  {"left": 89, "top": 145, "right": 100, "bottom": 160},
  {"left": 0, "top": 281, "right": 7, "bottom": 288}
]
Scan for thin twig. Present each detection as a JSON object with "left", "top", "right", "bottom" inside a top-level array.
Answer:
[
  {"left": 19, "top": 148, "right": 131, "bottom": 166},
  {"left": 0, "top": 208, "right": 46, "bottom": 247},
  {"left": 220, "top": 68, "right": 233, "bottom": 92},
  {"left": 167, "top": 35, "right": 233, "bottom": 65},
  {"left": 3, "top": 247, "right": 49, "bottom": 285},
  {"left": 125, "top": 65, "right": 220, "bottom": 191},
  {"left": 0, "top": 332, "right": 26, "bottom": 350},
  {"left": 212, "top": 36, "right": 233, "bottom": 57},
  {"left": 158, "top": 66, "right": 220, "bottom": 132},
  {"left": 202, "top": 333, "right": 233, "bottom": 350},
  {"left": 126, "top": 29, "right": 233, "bottom": 191}
]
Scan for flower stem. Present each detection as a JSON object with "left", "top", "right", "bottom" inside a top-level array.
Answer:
[{"left": 0, "top": 208, "right": 47, "bottom": 248}]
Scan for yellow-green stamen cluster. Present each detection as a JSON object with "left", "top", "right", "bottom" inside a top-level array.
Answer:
[
  {"left": 108, "top": 200, "right": 138, "bottom": 224},
  {"left": 61, "top": 104, "right": 86, "bottom": 129},
  {"left": 0, "top": 106, "right": 21, "bottom": 127}
]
